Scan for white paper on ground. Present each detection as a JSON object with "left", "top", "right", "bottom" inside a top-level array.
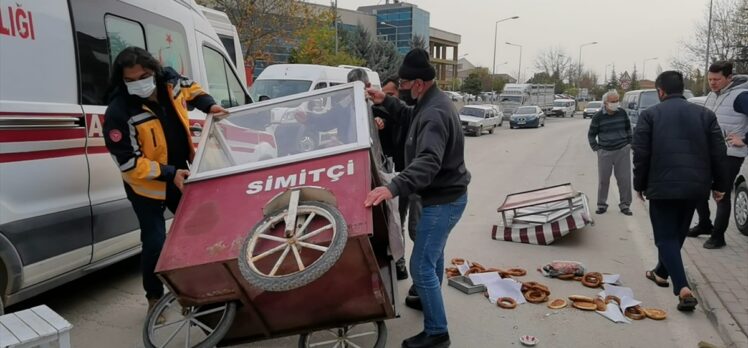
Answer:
[
  {"left": 457, "top": 263, "right": 470, "bottom": 276},
  {"left": 484, "top": 278, "right": 527, "bottom": 305},
  {"left": 600, "top": 284, "right": 642, "bottom": 311},
  {"left": 596, "top": 302, "right": 631, "bottom": 324},
  {"left": 602, "top": 274, "right": 621, "bottom": 285},
  {"left": 467, "top": 272, "right": 502, "bottom": 285}
]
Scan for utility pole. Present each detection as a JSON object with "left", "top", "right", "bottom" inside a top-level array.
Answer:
[{"left": 332, "top": 0, "right": 338, "bottom": 54}]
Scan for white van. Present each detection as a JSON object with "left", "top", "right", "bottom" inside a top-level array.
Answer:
[
  {"left": 0, "top": 0, "right": 251, "bottom": 312},
  {"left": 199, "top": 5, "right": 247, "bottom": 87},
  {"left": 250, "top": 64, "right": 381, "bottom": 101},
  {"left": 550, "top": 98, "right": 576, "bottom": 117}
]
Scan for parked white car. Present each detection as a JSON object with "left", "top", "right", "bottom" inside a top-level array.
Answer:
[{"left": 458, "top": 105, "right": 502, "bottom": 136}]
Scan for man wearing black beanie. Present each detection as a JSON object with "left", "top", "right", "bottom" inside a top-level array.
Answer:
[{"left": 365, "top": 48, "right": 470, "bottom": 348}]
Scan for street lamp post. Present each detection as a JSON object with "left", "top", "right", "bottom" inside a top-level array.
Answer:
[
  {"left": 505, "top": 42, "right": 522, "bottom": 83},
  {"left": 577, "top": 41, "right": 598, "bottom": 87},
  {"left": 642, "top": 57, "right": 658, "bottom": 81},
  {"left": 492, "top": 16, "right": 519, "bottom": 76},
  {"left": 380, "top": 22, "right": 399, "bottom": 50}
]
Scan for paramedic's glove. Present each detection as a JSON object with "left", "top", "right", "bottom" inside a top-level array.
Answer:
[
  {"left": 364, "top": 186, "right": 393, "bottom": 207},
  {"left": 374, "top": 117, "right": 385, "bottom": 130},
  {"left": 366, "top": 88, "right": 386, "bottom": 105},
  {"left": 174, "top": 169, "right": 190, "bottom": 192},
  {"left": 209, "top": 104, "right": 230, "bottom": 119}
]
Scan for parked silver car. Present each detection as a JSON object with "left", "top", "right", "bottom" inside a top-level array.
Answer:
[
  {"left": 733, "top": 167, "right": 748, "bottom": 236},
  {"left": 459, "top": 105, "right": 502, "bottom": 136},
  {"left": 583, "top": 101, "right": 602, "bottom": 118}
]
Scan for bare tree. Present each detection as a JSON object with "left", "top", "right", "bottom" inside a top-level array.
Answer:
[
  {"left": 534, "top": 47, "right": 572, "bottom": 81},
  {"left": 678, "top": 0, "right": 746, "bottom": 69},
  {"left": 410, "top": 34, "right": 429, "bottom": 50}
]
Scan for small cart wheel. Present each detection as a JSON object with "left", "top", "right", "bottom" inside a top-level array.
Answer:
[
  {"left": 143, "top": 293, "right": 236, "bottom": 348},
  {"left": 298, "top": 321, "right": 387, "bottom": 348},
  {"left": 240, "top": 200, "right": 347, "bottom": 292}
]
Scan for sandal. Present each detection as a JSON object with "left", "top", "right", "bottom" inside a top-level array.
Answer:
[
  {"left": 677, "top": 294, "right": 698, "bottom": 312},
  {"left": 645, "top": 270, "right": 669, "bottom": 287}
]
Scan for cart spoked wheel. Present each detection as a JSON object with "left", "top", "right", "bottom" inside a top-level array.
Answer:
[
  {"left": 143, "top": 293, "right": 237, "bottom": 348},
  {"left": 298, "top": 321, "right": 387, "bottom": 348},
  {"left": 240, "top": 190, "right": 347, "bottom": 292}
]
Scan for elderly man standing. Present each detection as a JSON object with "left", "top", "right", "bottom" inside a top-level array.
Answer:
[
  {"left": 365, "top": 48, "right": 470, "bottom": 348},
  {"left": 588, "top": 90, "right": 633, "bottom": 215}
]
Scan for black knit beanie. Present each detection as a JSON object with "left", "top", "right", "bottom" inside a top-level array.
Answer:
[{"left": 399, "top": 48, "right": 436, "bottom": 81}]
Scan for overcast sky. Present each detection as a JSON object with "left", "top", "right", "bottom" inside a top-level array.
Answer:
[{"left": 308, "top": 0, "right": 708, "bottom": 82}]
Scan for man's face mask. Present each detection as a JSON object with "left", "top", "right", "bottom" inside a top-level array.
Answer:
[
  {"left": 399, "top": 79, "right": 417, "bottom": 106},
  {"left": 125, "top": 76, "right": 156, "bottom": 99}
]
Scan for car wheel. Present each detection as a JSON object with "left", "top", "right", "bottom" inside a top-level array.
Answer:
[
  {"left": 239, "top": 200, "right": 348, "bottom": 291},
  {"left": 734, "top": 181, "right": 748, "bottom": 236},
  {"left": 488, "top": 126, "right": 495, "bottom": 134},
  {"left": 476, "top": 126, "right": 483, "bottom": 137}
]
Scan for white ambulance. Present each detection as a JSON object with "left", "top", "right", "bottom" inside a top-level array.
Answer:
[{"left": 0, "top": 0, "right": 252, "bottom": 312}]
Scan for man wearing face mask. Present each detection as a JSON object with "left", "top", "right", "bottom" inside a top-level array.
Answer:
[
  {"left": 365, "top": 48, "right": 470, "bottom": 348},
  {"left": 103, "top": 47, "right": 227, "bottom": 321},
  {"left": 587, "top": 90, "right": 633, "bottom": 216}
]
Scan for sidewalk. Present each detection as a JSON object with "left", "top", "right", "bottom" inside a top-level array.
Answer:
[{"left": 683, "top": 225, "right": 748, "bottom": 348}]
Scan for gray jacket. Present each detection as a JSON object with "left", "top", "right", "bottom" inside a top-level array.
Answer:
[{"left": 705, "top": 75, "right": 748, "bottom": 157}]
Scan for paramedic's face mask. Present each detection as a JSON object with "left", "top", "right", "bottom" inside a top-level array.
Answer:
[{"left": 123, "top": 65, "right": 156, "bottom": 99}]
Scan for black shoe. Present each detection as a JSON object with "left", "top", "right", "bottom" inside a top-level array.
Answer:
[
  {"left": 402, "top": 332, "right": 450, "bottom": 348},
  {"left": 621, "top": 208, "right": 633, "bottom": 216},
  {"left": 687, "top": 225, "right": 713, "bottom": 237},
  {"left": 405, "top": 295, "right": 422, "bottom": 311},
  {"left": 396, "top": 259, "right": 409, "bottom": 280},
  {"left": 408, "top": 285, "right": 418, "bottom": 297},
  {"left": 595, "top": 208, "right": 607, "bottom": 214},
  {"left": 703, "top": 237, "right": 726, "bottom": 249}
]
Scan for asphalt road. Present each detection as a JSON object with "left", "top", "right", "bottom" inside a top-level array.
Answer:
[{"left": 8, "top": 114, "right": 726, "bottom": 348}]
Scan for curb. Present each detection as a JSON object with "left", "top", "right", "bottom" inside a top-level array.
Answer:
[{"left": 684, "top": 247, "right": 748, "bottom": 348}]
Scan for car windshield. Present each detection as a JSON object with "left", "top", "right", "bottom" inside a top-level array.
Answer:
[
  {"left": 249, "top": 79, "right": 313, "bottom": 101},
  {"left": 460, "top": 107, "right": 485, "bottom": 117},
  {"left": 516, "top": 107, "right": 536, "bottom": 114},
  {"left": 500, "top": 96, "right": 523, "bottom": 103},
  {"left": 194, "top": 85, "right": 364, "bottom": 175},
  {"left": 553, "top": 101, "right": 567, "bottom": 107},
  {"left": 639, "top": 91, "right": 660, "bottom": 110},
  {"left": 587, "top": 102, "right": 602, "bottom": 108}
]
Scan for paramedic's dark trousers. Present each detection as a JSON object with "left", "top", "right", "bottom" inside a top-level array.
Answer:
[
  {"left": 694, "top": 155, "right": 745, "bottom": 241},
  {"left": 132, "top": 185, "right": 181, "bottom": 300}
]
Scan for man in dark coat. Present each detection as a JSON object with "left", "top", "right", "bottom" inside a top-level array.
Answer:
[{"left": 632, "top": 71, "right": 728, "bottom": 311}]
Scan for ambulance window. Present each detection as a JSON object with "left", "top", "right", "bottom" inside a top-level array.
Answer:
[
  {"left": 314, "top": 82, "right": 328, "bottom": 90},
  {"left": 203, "top": 46, "right": 250, "bottom": 108},
  {"left": 218, "top": 34, "right": 237, "bottom": 65},
  {"left": 104, "top": 16, "right": 146, "bottom": 62},
  {"left": 145, "top": 24, "right": 191, "bottom": 77}
]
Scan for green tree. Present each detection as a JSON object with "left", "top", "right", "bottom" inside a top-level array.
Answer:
[
  {"left": 630, "top": 65, "right": 640, "bottom": 91},
  {"left": 343, "top": 26, "right": 372, "bottom": 62},
  {"left": 461, "top": 72, "right": 483, "bottom": 96},
  {"left": 288, "top": 10, "right": 363, "bottom": 66},
  {"left": 367, "top": 39, "right": 402, "bottom": 80},
  {"left": 410, "top": 34, "right": 428, "bottom": 50},
  {"left": 607, "top": 66, "right": 619, "bottom": 90}
]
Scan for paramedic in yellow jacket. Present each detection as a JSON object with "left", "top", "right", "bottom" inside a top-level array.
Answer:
[{"left": 103, "top": 47, "right": 228, "bottom": 319}]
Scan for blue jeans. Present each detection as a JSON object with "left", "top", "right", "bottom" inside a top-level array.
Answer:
[{"left": 410, "top": 193, "right": 467, "bottom": 335}]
